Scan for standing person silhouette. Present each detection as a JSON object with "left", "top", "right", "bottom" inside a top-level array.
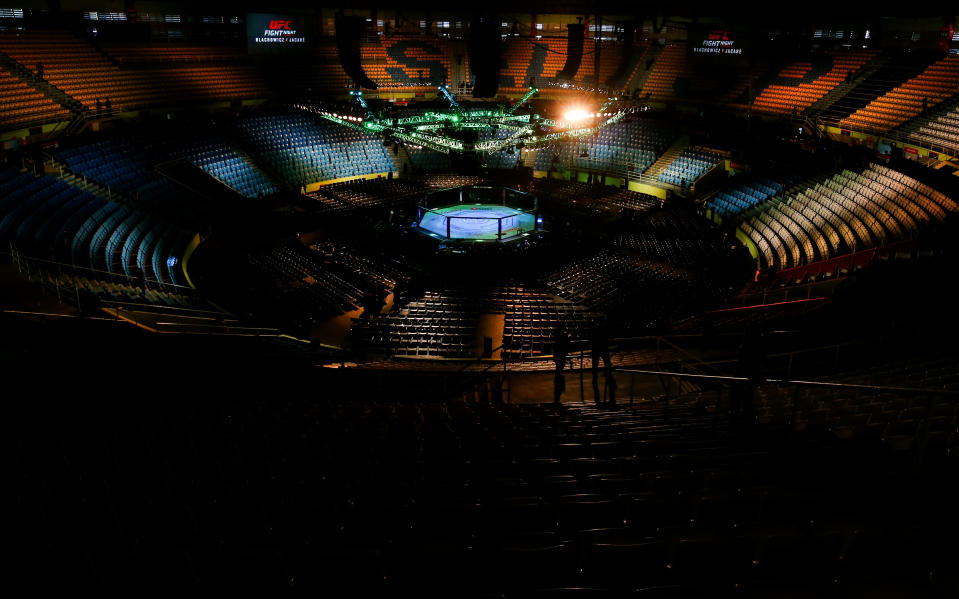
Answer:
[
  {"left": 590, "top": 319, "right": 615, "bottom": 405},
  {"left": 552, "top": 325, "right": 570, "bottom": 404}
]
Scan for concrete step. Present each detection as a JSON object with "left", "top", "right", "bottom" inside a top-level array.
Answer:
[{"left": 644, "top": 135, "right": 690, "bottom": 178}]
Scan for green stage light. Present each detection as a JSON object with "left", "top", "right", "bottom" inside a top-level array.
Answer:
[{"left": 305, "top": 90, "right": 633, "bottom": 154}]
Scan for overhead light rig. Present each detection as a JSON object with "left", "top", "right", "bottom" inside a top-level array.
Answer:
[{"left": 297, "top": 87, "right": 637, "bottom": 155}]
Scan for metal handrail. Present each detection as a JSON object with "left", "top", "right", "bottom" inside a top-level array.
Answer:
[{"left": 617, "top": 367, "right": 959, "bottom": 397}]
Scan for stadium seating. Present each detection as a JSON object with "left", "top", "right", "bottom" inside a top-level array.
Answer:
[
  {"left": 359, "top": 35, "right": 452, "bottom": 89},
  {"left": 613, "top": 210, "right": 737, "bottom": 271},
  {"left": 355, "top": 288, "right": 481, "bottom": 358},
  {"left": 840, "top": 55, "right": 959, "bottom": 132},
  {"left": 534, "top": 116, "right": 676, "bottom": 175},
  {"left": 751, "top": 50, "right": 877, "bottom": 115},
  {"left": 6, "top": 18, "right": 959, "bottom": 598},
  {"left": 18, "top": 359, "right": 957, "bottom": 593},
  {"left": 640, "top": 42, "right": 687, "bottom": 100},
  {"left": 405, "top": 146, "right": 453, "bottom": 171},
  {"left": 0, "top": 29, "right": 269, "bottom": 112},
  {"left": 904, "top": 97, "right": 959, "bottom": 150},
  {"left": 480, "top": 129, "right": 521, "bottom": 169},
  {"left": 54, "top": 136, "right": 207, "bottom": 225},
  {"left": 658, "top": 148, "right": 724, "bottom": 188},
  {"left": 237, "top": 113, "right": 397, "bottom": 186},
  {"left": 245, "top": 239, "right": 405, "bottom": 332},
  {"left": 0, "top": 166, "right": 194, "bottom": 288},
  {"left": 497, "top": 37, "right": 538, "bottom": 93},
  {"left": 306, "top": 178, "right": 420, "bottom": 212},
  {"left": 530, "top": 179, "right": 661, "bottom": 215},
  {"left": 541, "top": 249, "right": 702, "bottom": 329},
  {"left": 706, "top": 173, "right": 807, "bottom": 218},
  {"left": 740, "top": 164, "right": 958, "bottom": 270},
  {"left": 419, "top": 173, "right": 486, "bottom": 188},
  {"left": 99, "top": 43, "right": 248, "bottom": 64},
  {"left": 496, "top": 284, "right": 602, "bottom": 357},
  {"left": 165, "top": 138, "right": 277, "bottom": 198},
  {"left": 0, "top": 68, "right": 71, "bottom": 129}
]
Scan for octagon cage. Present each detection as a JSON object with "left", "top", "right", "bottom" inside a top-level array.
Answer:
[{"left": 416, "top": 186, "right": 540, "bottom": 243}]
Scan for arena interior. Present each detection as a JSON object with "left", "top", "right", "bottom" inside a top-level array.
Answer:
[{"left": 3, "top": 2, "right": 959, "bottom": 595}]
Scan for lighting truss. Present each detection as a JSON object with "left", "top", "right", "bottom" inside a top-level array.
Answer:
[{"left": 301, "top": 88, "right": 636, "bottom": 155}]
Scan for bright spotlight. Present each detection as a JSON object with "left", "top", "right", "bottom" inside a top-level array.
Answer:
[{"left": 563, "top": 108, "right": 590, "bottom": 122}]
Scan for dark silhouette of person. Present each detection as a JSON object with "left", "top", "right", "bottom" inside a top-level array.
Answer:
[
  {"left": 104, "top": 98, "right": 112, "bottom": 111},
  {"left": 590, "top": 319, "right": 615, "bottom": 405},
  {"left": 552, "top": 325, "right": 570, "bottom": 404},
  {"left": 36, "top": 62, "right": 43, "bottom": 79},
  {"left": 95, "top": 98, "right": 101, "bottom": 114}
]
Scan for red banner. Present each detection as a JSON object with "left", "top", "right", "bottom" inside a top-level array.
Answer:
[{"left": 904, "top": 147, "right": 919, "bottom": 155}]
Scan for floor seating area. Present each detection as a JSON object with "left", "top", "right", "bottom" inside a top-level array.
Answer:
[
  {"left": 0, "top": 67, "right": 71, "bottom": 129},
  {"left": 531, "top": 179, "right": 661, "bottom": 215},
  {"left": 658, "top": 148, "right": 724, "bottom": 188},
  {"left": 247, "top": 241, "right": 386, "bottom": 326},
  {"left": 682, "top": 351, "right": 958, "bottom": 462},
  {"left": 840, "top": 54, "right": 959, "bottom": 132},
  {"left": 355, "top": 289, "right": 481, "bottom": 358},
  {"left": 596, "top": 188, "right": 661, "bottom": 213},
  {"left": 236, "top": 113, "right": 397, "bottom": 187},
  {"left": 355, "top": 281, "right": 605, "bottom": 360},
  {"left": 419, "top": 173, "right": 486, "bottom": 188},
  {"left": 495, "top": 284, "right": 602, "bottom": 358},
  {"left": 613, "top": 210, "right": 735, "bottom": 271},
  {"left": 542, "top": 250, "right": 684, "bottom": 311},
  {"left": 309, "top": 241, "right": 410, "bottom": 296},
  {"left": 16, "top": 374, "right": 957, "bottom": 594},
  {"left": 307, "top": 178, "right": 421, "bottom": 212},
  {"left": 739, "top": 164, "right": 957, "bottom": 271}
]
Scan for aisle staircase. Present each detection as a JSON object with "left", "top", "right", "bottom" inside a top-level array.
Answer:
[
  {"left": 818, "top": 49, "right": 941, "bottom": 124},
  {"left": 627, "top": 44, "right": 663, "bottom": 95},
  {"left": 391, "top": 144, "right": 415, "bottom": 177},
  {"left": 643, "top": 135, "right": 689, "bottom": 179},
  {"left": 807, "top": 54, "right": 887, "bottom": 116},
  {"left": 0, "top": 49, "right": 84, "bottom": 113}
]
